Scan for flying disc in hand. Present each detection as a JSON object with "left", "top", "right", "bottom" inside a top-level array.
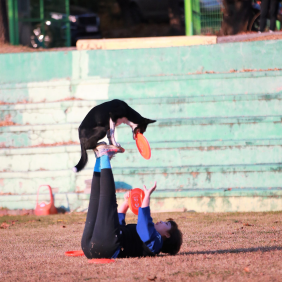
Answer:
[
  {"left": 128, "top": 188, "right": 145, "bottom": 215},
  {"left": 135, "top": 133, "right": 151, "bottom": 160}
]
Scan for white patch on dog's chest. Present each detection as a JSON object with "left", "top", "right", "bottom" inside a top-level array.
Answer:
[{"left": 116, "top": 117, "right": 138, "bottom": 130}]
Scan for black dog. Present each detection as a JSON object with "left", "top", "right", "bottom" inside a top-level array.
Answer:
[{"left": 73, "top": 99, "right": 156, "bottom": 172}]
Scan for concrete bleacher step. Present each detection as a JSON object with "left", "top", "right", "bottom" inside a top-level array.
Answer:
[
  {"left": 1, "top": 41, "right": 282, "bottom": 211},
  {"left": 2, "top": 41, "right": 282, "bottom": 87},
  {"left": 0, "top": 192, "right": 91, "bottom": 211},
  {"left": 106, "top": 71, "right": 282, "bottom": 99},
  {"left": 1, "top": 93, "right": 282, "bottom": 126},
  {"left": 0, "top": 78, "right": 110, "bottom": 104},
  {"left": 1, "top": 116, "right": 282, "bottom": 148},
  {"left": 3, "top": 186, "right": 282, "bottom": 211},
  {"left": 0, "top": 100, "right": 95, "bottom": 125},
  {"left": 1, "top": 70, "right": 282, "bottom": 104},
  {"left": 1, "top": 140, "right": 282, "bottom": 172},
  {"left": 1, "top": 164, "right": 282, "bottom": 195}
]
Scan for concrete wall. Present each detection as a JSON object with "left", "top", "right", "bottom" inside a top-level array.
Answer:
[{"left": 1, "top": 40, "right": 282, "bottom": 212}]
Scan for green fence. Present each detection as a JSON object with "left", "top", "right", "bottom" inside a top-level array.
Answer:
[
  {"left": 198, "top": 0, "right": 223, "bottom": 34},
  {"left": 7, "top": 0, "right": 223, "bottom": 48},
  {"left": 186, "top": 0, "right": 223, "bottom": 35},
  {"left": 7, "top": 0, "right": 71, "bottom": 47}
]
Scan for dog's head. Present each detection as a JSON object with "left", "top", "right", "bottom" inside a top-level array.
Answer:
[{"left": 133, "top": 119, "right": 156, "bottom": 139}]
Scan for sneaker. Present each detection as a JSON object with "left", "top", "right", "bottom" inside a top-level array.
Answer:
[
  {"left": 94, "top": 144, "right": 125, "bottom": 159},
  {"left": 92, "top": 142, "right": 107, "bottom": 158}
]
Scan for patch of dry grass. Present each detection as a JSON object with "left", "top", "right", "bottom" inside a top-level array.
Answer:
[{"left": 1, "top": 212, "right": 282, "bottom": 281}]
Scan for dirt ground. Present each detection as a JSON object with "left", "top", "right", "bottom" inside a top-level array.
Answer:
[
  {"left": 242, "top": 33, "right": 282, "bottom": 42},
  {"left": 0, "top": 211, "right": 281, "bottom": 281}
]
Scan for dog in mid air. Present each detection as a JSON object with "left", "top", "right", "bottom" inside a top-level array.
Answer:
[{"left": 73, "top": 99, "right": 156, "bottom": 172}]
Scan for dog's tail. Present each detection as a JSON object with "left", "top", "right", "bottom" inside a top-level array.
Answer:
[{"left": 73, "top": 143, "right": 88, "bottom": 173}]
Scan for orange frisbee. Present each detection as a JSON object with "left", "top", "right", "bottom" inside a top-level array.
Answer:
[
  {"left": 128, "top": 188, "right": 145, "bottom": 215},
  {"left": 88, "top": 259, "right": 115, "bottom": 264},
  {"left": 135, "top": 133, "right": 151, "bottom": 160},
  {"left": 65, "top": 250, "right": 84, "bottom": 257}
]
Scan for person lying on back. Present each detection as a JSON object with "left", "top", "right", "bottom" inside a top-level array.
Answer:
[{"left": 81, "top": 143, "right": 183, "bottom": 259}]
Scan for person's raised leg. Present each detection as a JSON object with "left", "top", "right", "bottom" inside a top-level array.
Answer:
[
  {"left": 81, "top": 156, "right": 101, "bottom": 258},
  {"left": 89, "top": 145, "right": 125, "bottom": 258}
]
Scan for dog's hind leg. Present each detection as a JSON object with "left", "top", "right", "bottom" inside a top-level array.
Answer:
[
  {"left": 73, "top": 127, "right": 107, "bottom": 173},
  {"left": 85, "top": 127, "right": 108, "bottom": 149}
]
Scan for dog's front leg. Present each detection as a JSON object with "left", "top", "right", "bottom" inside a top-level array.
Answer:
[
  {"left": 109, "top": 118, "right": 120, "bottom": 147},
  {"left": 107, "top": 130, "right": 112, "bottom": 145}
]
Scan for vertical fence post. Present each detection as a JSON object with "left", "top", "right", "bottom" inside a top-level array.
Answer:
[
  {"left": 276, "top": 20, "right": 281, "bottom": 31},
  {"left": 39, "top": 0, "right": 44, "bottom": 48},
  {"left": 7, "top": 0, "right": 15, "bottom": 44},
  {"left": 193, "top": 0, "right": 201, "bottom": 35},
  {"left": 13, "top": 0, "right": 19, "bottom": 45},
  {"left": 65, "top": 0, "right": 71, "bottom": 47},
  {"left": 184, "top": 0, "right": 193, "bottom": 36}
]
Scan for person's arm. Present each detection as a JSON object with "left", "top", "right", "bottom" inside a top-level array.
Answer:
[
  {"left": 137, "top": 182, "right": 163, "bottom": 254},
  {"left": 137, "top": 206, "right": 163, "bottom": 254},
  {"left": 118, "top": 191, "right": 130, "bottom": 226}
]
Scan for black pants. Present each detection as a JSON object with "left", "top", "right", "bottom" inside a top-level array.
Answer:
[
  {"left": 81, "top": 169, "right": 120, "bottom": 259},
  {"left": 260, "top": 0, "right": 280, "bottom": 32}
]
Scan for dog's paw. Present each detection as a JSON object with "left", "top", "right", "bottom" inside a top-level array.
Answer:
[{"left": 72, "top": 167, "right": 78, "bottom": 173}]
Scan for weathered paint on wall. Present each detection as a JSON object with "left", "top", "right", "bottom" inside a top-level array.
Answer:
[
  {"left": 1, "top": 40, "right": 282, "bottom": 85},
  {"left": 1, "top": 190, "right": 281, "bottom": 212},
  {"left": 0, "top": 40, "right": 282, "bottom": 211},
  {"left": 2, "top": 94, "right": 282, "bottom": 126},
  {"left": 2, "top": 142, "right": 282, "bottom": 172}
]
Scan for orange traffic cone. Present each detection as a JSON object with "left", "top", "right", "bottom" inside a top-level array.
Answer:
[{"left": 35, "top": 185, "right": 58, "bottom": 216}]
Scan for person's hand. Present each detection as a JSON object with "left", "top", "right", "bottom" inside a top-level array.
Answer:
[
  {"left": 143, "top": 181, "right": 157, "bottom": 197},
  {"left": 141, "top": 181, "right": 157, "bottom": 208},
  {"left": 122, "top": 191, "right": 130, "bottom": 208},
  {"left": 124, "top": 191, "right": 130, "bottom": 202},
  {"left": 118, "top": 191, "right": 130, "bottom": 214}
]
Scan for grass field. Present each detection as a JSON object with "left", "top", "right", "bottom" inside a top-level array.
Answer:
[{"left": 1, "top": 211, "right": 282, "bottom": 281}]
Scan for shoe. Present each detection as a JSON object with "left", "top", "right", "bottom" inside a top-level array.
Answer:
[
  {"left": 94, "top": 144, "right": 125, "bottom": 159},
  {"left": 269, "top": 30, "right": 274, "bottom": 33}
]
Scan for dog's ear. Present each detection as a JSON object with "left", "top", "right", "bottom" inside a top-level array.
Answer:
[{"left": 146, "top": 119, "right": 156, "bottom": 124}]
